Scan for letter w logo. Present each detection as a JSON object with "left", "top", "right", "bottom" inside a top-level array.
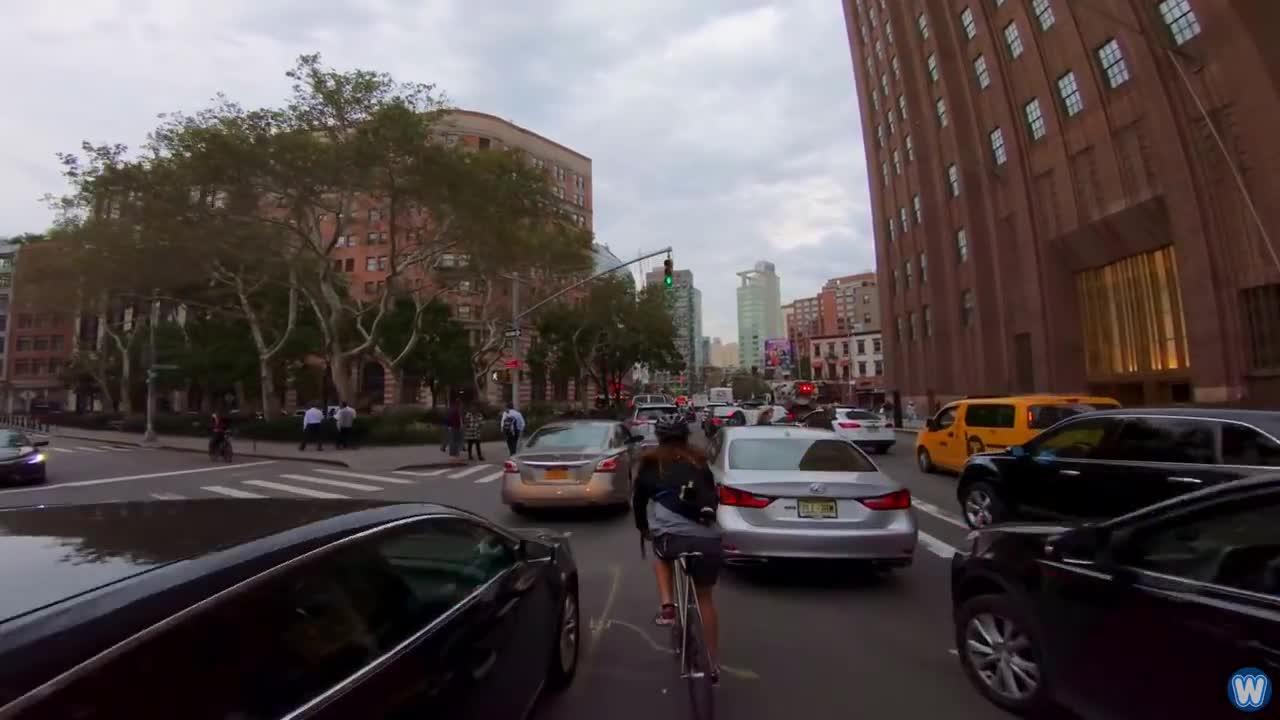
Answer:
[{"left": 1230, "top": 671, "right": 1271, "bottom": 710}]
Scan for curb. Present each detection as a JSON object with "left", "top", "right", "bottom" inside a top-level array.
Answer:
[{"left": 52, "top": 432, "right": 352, "bottom": 468}]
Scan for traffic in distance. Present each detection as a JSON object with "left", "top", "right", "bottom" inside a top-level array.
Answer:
[{"left": 3, "top": 385, "right": 1279, "bottom": 719}]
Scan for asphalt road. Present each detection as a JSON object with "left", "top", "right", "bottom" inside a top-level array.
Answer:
[{"left": 0, "top": 433, "right": 1006, "bottom": 719}]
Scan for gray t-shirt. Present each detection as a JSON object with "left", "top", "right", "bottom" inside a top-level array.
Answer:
[{"left": 648, "top": 501, "right": 721, "bottom": 540}]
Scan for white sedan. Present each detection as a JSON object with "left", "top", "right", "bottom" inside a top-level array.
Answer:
[{"left": 801, "top": 407, "right": 896, "bottom": 454}]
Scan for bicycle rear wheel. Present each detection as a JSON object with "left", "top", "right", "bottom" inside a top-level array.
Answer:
[{"left": 683, "top": 600, "right": 715, "bottom": 720}]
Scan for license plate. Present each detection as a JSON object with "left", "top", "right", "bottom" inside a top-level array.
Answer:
[
  {"left": 866, "top": 423, "right": 881, "bottom": 430},
  {"left": 543, "top": 468, "right": 571, "bottom": 482},
  {"left": 798, "top": 499, "right": 837, "bottom": 519}
]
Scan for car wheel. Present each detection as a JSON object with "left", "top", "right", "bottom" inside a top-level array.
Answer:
[
  {"left": 546, "top": 588, "right": 580, "bottom": 691},
  {"left": 961, "top": 481, "right": 1005, "bottom": 529},
  {"left": 917, "top": 447, "right": 935, "bottom": 473},
  {"left": 955, "top": 594, "right": 1053, "bottom": 716}
]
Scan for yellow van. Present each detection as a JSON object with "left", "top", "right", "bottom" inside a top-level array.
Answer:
[{"left": 914, "top": 394, "right": 1120, "bottom": 473}]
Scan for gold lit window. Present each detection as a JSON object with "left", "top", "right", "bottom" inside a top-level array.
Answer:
[{"left": 1076, "top": 246, "right": 1190, "bottom": 378}]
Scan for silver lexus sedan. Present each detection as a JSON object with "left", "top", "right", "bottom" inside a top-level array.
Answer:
[
  {"left": 709, "top": 426, "right": 917, "bottom": 570},
  {"left": 501, "top": 420, "right": 642, "bottom": 513}
]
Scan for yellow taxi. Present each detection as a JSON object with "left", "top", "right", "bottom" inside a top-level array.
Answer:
[{"left": 914, "top": 394, "right": 1120, "bottom": 473}]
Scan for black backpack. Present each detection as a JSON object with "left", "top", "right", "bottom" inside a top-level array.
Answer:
[{"left": 654, "top": 459, "right": 719, "bottom": 524}]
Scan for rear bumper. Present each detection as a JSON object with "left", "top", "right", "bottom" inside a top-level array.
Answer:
[
  {"left": 718, "top": 507, "right": 917, "bottom": 562},
  {"left": 501, "top": 473, "right": 629, "bottom": 507}
]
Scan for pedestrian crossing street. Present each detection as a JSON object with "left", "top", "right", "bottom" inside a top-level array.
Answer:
[{"left": 150, "top": 465, "right": 505, "bottom": 501}]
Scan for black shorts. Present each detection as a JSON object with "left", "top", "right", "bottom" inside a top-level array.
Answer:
[{"left": 653, "top": 533, "right": 723, "bottom": 587}]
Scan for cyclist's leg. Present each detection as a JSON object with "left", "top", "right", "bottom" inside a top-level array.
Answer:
[{"left": 651, "top": 534, "right": 676, "bottom": 625}]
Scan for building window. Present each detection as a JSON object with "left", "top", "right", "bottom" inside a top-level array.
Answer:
[
  {"left": 961, "top": 290, "right": 975, "bottom": 327},
  {"left": 1031, "top": 0, "right": 1055, "bottom": 30},
  {"left": 842, "top": 341, "right": 850, "bottom": 356},
  {"left": 909, "top": 313, "right": 918, "bottom": 341},
  {"left": 1024, "top": 98, "right": 1047, "bottom": 140},
  {"left": 960, "top": 7, "right": 977, "bottom": 39},
  {"left": 884, "top": 20, "right": 893, "bottom": 43},
  {"left": 887, "top": 217, "right": 896, "bottom": 243},
  {"left": 891, "top": 55, "right": 901, "bottom": 80},
  {"left": 956, "top": 228, "right": 970, "bottom": 262},
  {"left": 16, "top": 337, "right": 31, "bottom": 351},
  {"left": 871, "top": 88, "right": 881, "bottom": 111},
  {"left": 17, "top": 315, "right": 31, "bottom": 330},
  {"left": 887, "top": 112, "right": 896, "bottom": 136},
  {"left": 905, "top": 133, "right": 914, "bottom": 161},
  {"left": 904, "top": 259, "right": 913, "bottom": 289},
  {"left": 892, "top": 269, "right": 900, "bottom": 294},
  {"left": 873, "top": 338, "right": 883, "bottom": 353},
  {"left": 919, "top": 252, "right": 928, "bottom": 284},
  {"left": 1057, "top": 71, "right": 1084, "bottom": 117},
  {"left": 893, "top": 149, "right": 902, "bottom": 175},
  {"left": 51, "top": 335, "right": 64, "bottom": 351},
  {"left": 875, "top": 39, "right": 884, "bottom": 59},
  {"left": 900, "top": 207, "right": 909, "bottom": 233},
  {"left": 876, "top": 124, "right": 884, "bottom": 147},
  {"left": 874, "top": 359, "right": 884, "bottom": 375},
  {"left": 1078, "top": 246, "right": 1190, "bottom": 376},
  {"left": 865, "top": 312, "right": 873, "bottom": 323},
  {"left": 880, "top": 72, "right": 889, "bottom": 97},
  {"left": 881, "top": 160, "right": 890, "bottom": 187},
  {"left": 377, "top": 255, "right": 388, "bottom": 271},
  {"left": 897, "top": 94, "right": 908, "bottom": 121},
  {"left": 973, "top": 54, "right": 991, "bottom": 89},
  {"left": 927, "top": 53, "right": 939, "bottom": 83},
  {"left": 1241, "top": 283, "right": 1280, "bottom": 370},
  {"left": 365, "top": 256, "right": 378, "bottom": 272},
  {"left": 1097, "top": 38, "right": 1131, "bottom": 88},
  {"left": 947, "top": 163, "right": 961, "bottom": 196},
  {"left": 368, "top": 208, "right": 382, "bottom": 222},
  {"left": 456, "top": 305, "right": 472, "bottom": 320},
  {"left": 478, "top": 137, "right": 491, "bottom": 150},
  {"left": 917, "top": 12, "right": 929, "bottom": 39},
  {"left": 990, "top": 127, "right": 1008, "bottom": 165},
  {"left": 896, "top": 316, "right": 905, "bottom": 342},
  {"left": 913, "top": 194, "right": 923, "bottom": 223},
  {"left": 33, "top": 336, "right": 49, "bottom": 351},
  {"left": 14, "top": 360, "right": 27, "bottom": 376},
  {"left": 1158, "top": 0, "right": 1201, "bottom": 45},
  {"left": 857, "top": 339, "right": 867, "bottom": 355},
  {"left": 935, "top": 97, "right": 948, "bottom": 127},
  {"left": 924, "top": 305, "right": 933, "bottom": 337},
  {"left": 1004, "top": 21, "right": 1024, "bottom": 58}
]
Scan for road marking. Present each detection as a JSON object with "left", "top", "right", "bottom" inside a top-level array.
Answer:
[
  {"left": 279, "top": 474, "right": 383, "bottom": 492},
  {"left": 474, "top": 471, "right": 503, "bottom": 484},
  {"left": 587, "top": 564, "right": 623, "bottom": 661},
  {"left": 243, "top": 480, "right": 349, "bottom": 499},
  {"left": 913, "top": 498, "right": 967, "bottom": 528},
  {"left": 150, "top": 492, "right": 185, "bottom": 500},
  {"left": 919, "top": 531, "right": 959, "bottom": 559},
  {"left": 74, "top": 446, "right": 107, "bottom": 453},
  {"left": 449, "top": 464, "right": 491, "bottom": 479},
  {"left": 100, "top": 446, "right": 133, "bottom": 452},
  {"left": 310, "top": 469, "right": 414, "bottom": 485},
  {"left": 203, "top": 485, "right": 267, "bottom": 499},
  {"left": 393, "top": 468, "right": 450, "bottom": 477},
  {"left": 0, "top": 460, "right": 278, "bottom": 494},
  {"left": 49, "top": 448, "right": 73, "bottom": 454}
]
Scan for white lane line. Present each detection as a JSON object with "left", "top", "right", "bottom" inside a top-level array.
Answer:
[
  {"left": 449, "top": 464, "right": 491, "bottom": 479},
  {"left": 203, "top": 485, "right": 267, "bottom": 499},
  {"left": 918, "top": 531, "right": 959, "bottom": 559},
  {"left": 279, "top": 474, "right": 383, "bottom": 492},
  {"left": 49, "top": 448, "right": 74, "bottom": 454},
  {"left": 150, "top": 492, "right": 186, "bottom": 500},
  {"left": 393, "top": 469, "right": 450, "bottom": 477},
  {"left": 473, "top": 471, "right": 503, "bottom": 484},
  {"left": 100, "top": 446, "right": 134, "bottom": 452},
  {"left": 243, "top": 480, "right": 349, "bottom": 499},
  {"left": 913, "top": 499, "right": 967, "bottom": 529},
  {"left": 0, "top": 460, "right": 278, "bottom": 494},
  {"left": 310, "top": 469, "right": 415, "bottom": 485},
  {"left": 74, "top": 446, "right": 107, "bottom": 453}
]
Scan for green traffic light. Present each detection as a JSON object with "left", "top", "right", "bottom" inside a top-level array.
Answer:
[{"left": 664, "top": 275, "right": 673, "bottom": 287}]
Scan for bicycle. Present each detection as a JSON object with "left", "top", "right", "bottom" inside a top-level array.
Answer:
[
  {"left": 209, "top": 433, "right": 234, "bottom": 463},
  {"left": 669, "top": 550, "right": 715, "bottom": 720}
]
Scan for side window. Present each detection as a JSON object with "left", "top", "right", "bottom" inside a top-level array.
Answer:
[
  {"left": 1031, "top": 417, "right": 1116, "bottom": 460},
  {"left": 964, "top": 404, "right": 1015, "bottom": 429},
  {"left": 35, "top": 518, "right": 516, "bottom": 720},
  {"left": 1122, "top": 497, "right": 1280, "bottom": 596},
  {"left": 708, "top": 432, "right": 725, "bottom": 464},
  {"left": 933, "top": 405, "right": 959, "bottom": 430},
  {"left": 1222, "top": 424, "right": 1280, "bottom": 467},
  {"left": 1108, "top": 417, "right": 1215, "bottom": 464}
]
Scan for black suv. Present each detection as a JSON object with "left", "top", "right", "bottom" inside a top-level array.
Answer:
[
  {"left": 951, "top": 474, "right": 1280, "bottom": 718},
  {"left": 956, "top": 408, "right": 1280, "bottom": 529}
]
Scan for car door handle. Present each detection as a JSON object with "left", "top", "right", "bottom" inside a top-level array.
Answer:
[
  {"left": 1168, "top": 476, "right": 1203, "bottom": 484},
  {"left": 1059, "top": 469, "right": 1081, "bottom": 477}
]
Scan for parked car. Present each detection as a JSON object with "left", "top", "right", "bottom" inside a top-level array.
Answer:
[
  {"left": 951, "top": 473, "right": 1280, "bottom": 718},
  {"left": 955, "top": 408, "right": 1280, "bottom": 529},
  {"left": 704, "top": 404, "right": 747, "bottom": 438},
  {"left": 0, "top": 499, "right": 579, "bottom": 718},
  {"left": 502, "top": 420, "right": 641, "bottom": 512},
  {"left": 626, "top": 403, "right": 680, "bottom": 446},
  {"left": 708, "top": 426, "right": 916, "bottom": 570},
  {"left": 800, "top": 407, "right": 895, "bottom": 453},
  {"left": 916, "top": 394, "right": 1120, "bottom": 473},
  {"left": 0, "top": 429, "right": 48, "bottom": 486}
]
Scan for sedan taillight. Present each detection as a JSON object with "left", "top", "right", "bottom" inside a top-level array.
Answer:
[
  {"left": 596, "top": 456, "right": 618, "bottom": 471},
  {"left": 503, "top": 460, "right": 518, "bottom": 473},
  {"left": 837, "top": 421, "right": 862, "bottom": 429},
  {"left": 712, "top": 417, "right": 723, "bottom": 426},
  {"left": 718, "top": 485, "right": 774, "bottom": 508},
  {"left": 858, "top": 489, "right": 911, "bottom": 510}
]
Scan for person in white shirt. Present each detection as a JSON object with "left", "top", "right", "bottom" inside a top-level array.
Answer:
[
  {"left": 300, "top": 404, "right": 326, "bottom": 451},
  {"left": 500, "top": 402, "right": 526, "bottom": 455},
  {"left": 335, "top": 402, "right": 357, "bottom": 449}
]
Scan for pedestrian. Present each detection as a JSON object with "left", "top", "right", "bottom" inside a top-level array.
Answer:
[
  {"left": 299, "top": 403, "right": 325, "bottom": 451},
  {"left": 445, "top": 399, "right": 464, "bottom": 462},
  {"left": 335, "top": 401, "right": 357, "bottom": 449},
  {"left": 464, "top": 404, "right": 485, "bottom": 461},
  {"left": 500, "top": 401, "right": 526, "bottom": 455}
]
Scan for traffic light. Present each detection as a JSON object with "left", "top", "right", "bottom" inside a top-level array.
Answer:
[{"left": 663, "top": 257, "right": 673, "bottom": 287}]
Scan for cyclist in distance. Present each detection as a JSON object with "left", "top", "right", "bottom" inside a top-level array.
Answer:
[
  {"left": 209, "top": 412, "right": 228, "bottom": 457},
  {"left": 632, "top": 414, "right": 722, "bottom": 682}
]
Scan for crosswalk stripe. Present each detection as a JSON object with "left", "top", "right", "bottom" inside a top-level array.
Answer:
[
  {"left": 150, "top": 492, "right": 186, "bottom": 500},
  {"left": 203, "top": 485, "right": 267, "bottom": 499},
  {"left": 279, "top": 474, "right": 383, "bottom": 492},
  {"left": 473, "top": 471, "right": 503, "bottom": 484},
  {"left": 309, "top": 469, "right": 415, "bottom": 485},
  {"left": 393, "top": 469, "right": 450, "bottom": 477},
  {"left": 449, "top": 464, "right": 491, "bottom": 479},
  {"left": 243, "top": 480, "right": 349, "bottom": 499},
  {"left": 74, "top": 446, "right": 107, "bottom": 453},
  {"left": 50, "top": 448, "right": 73, "bottom": 454}
]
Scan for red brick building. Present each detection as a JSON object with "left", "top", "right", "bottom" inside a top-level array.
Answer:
[
  {"left": 785, "top": 272, "right": 881, "bottom": 378},
  {"left": 844, "top": 0, "right": 1280, "bottom": 409},
  {"left": 7, "top": 242, "right": 75, "bottom": 412}
]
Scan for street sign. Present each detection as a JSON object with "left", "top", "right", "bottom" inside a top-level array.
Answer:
[
  {"left": 503, "top": 359, "right": 521, "bottom": 369},
  {"left": 503, "top": 329, "right": 522, "bottom": 338}
]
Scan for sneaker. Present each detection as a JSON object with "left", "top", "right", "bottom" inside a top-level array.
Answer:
[{"left": 653, "top": 604, "right": 676, "bottom": 626}]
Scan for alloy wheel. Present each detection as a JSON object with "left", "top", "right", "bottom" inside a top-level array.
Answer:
[
  {"left": 559, "top": 592, "right": 579, "bottom": 674},
  {"left": 964, "top": 612, "right": 1039, "bottom": 702},
  {"left": 964, "top": 489, "right": 994, "bottom": 527}
]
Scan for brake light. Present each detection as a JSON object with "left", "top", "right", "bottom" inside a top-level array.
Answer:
[
  {"left": 786, "top": 412, "right": 794, "bottom": 421},
  {"left": 837, "top": 421, "right": 862, "bottom": 429},
  {"left": 596, "top": 456, "right": 618, "bottom": 471},
  {"left": 503, "top": 460, "right": 518, "bottom": 473},
  {"left": 859, "top": 489, "right": 911, "bottom": 510},
  {"left": 712, "top": 417, "right": 722, "bottom": 426},
  {"left": 718, "top": 485, "right": 773, "bottom": 508}
]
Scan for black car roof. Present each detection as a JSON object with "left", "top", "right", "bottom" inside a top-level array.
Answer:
[{"left": 1083, "top": 407, "right": 1280, "bottom": 434}]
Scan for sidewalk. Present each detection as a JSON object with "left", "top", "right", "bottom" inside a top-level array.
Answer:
[{"left": 45, "top": 426, "right": 511, "bottom": 472}]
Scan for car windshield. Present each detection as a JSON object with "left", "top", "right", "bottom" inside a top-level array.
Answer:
[
  {"left": 0, "top": 431, "right": 32, "bottom": 448},
  {"left": 1027, "top": 403, "right": 1115, "bottom": 430},
  {"left": 635, "top": 406, "right": 678, "bottom": 420},
  {"left": 839, "top": 409, "right": 881, "bottom": 421},
  {"left": 524, "top": 425, "right": 610, "bottom": 450},
  {"left": 728, "top": 438, "right": 876, "bottom": 472}
]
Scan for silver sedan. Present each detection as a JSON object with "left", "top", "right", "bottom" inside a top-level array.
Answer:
[
  {"left": 501, "top": 420, "right": 642, "bottom": 513},
  {"left": 708, "top": 426, "right": 917, "bottom": 570}
]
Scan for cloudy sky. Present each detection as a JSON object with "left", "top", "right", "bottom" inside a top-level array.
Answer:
[{"left": 0, "top": 0, "right": 875, "bottom": 342}]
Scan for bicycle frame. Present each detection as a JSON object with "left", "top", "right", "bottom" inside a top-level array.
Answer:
[{"left": 673, "top": 553, "right": 707, "bottom": 680}]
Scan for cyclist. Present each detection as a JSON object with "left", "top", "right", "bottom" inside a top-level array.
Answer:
[
  {"left": 209, "top": 412, "right": 228, "bottom": 458},
  {"left": 632, "top": 414, "right": 722, "bottom": 683}
]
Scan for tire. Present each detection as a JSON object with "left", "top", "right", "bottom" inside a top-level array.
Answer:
[
  {"left": 917, "top": 447, "right": 936, "bottom": 473},
  {"left": 684, "top": 604, "right": 715, "bottom": 720},
  {"left": 546, "top": 588, "right": 580, "bottom": 692},
  {"left": 961, "top": 480, "right": 1006, "bottom": 529},
  {"left": 955, "top": 594, "right": 1054, "bottom": 716}
]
